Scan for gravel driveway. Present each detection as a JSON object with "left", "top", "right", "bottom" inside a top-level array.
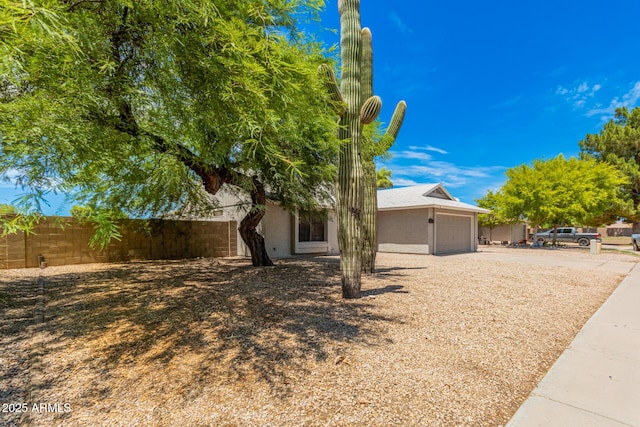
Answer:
[{"left": 1, "top": 247, "right": 636, "bottom": 426}]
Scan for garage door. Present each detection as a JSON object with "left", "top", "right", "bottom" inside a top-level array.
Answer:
[{"left": 435, "top": 214, "right": 471, "bottom": 254}]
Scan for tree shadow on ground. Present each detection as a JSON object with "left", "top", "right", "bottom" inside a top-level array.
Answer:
[
  {"left": 23, "top": 257, "right": 402, "bottom": 401},
  {"left": 0, "top": 275, "right": 39, "bottom": 427},
  {"left": 361, "top": 285, "right": 408, "bottom": 297},
  {"left": 374, "top": 266, "right": 427, "bottom": 274}
]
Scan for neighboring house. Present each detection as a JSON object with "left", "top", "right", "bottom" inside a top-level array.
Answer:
[
  {"left": 377, "top": 184, "right": 490, "bottom": 255},
  {"left": 479, "top": 223, "right": 528, "bottom": 245},
  {"left": 183, "top": 183, "right": 487, "bottom": 258}
]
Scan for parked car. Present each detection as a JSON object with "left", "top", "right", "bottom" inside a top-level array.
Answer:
[
  {"left": 533, "top": 227, "right": 601, "bottom": 246},
  {"left": 631, "top": 234, "right": 640, "bottom": 251}
]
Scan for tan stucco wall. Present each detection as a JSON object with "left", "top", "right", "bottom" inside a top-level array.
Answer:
[
  {"left": 326, "top": 212, "right": 339, "bottom": 255},
  {"left": 262, "top": 203, "right": 292, "bottom": 258}
]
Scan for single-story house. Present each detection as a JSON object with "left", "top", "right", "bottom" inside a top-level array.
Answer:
[
  {"left": 191, "top": 187, "right": 340, "bottom": 259},
  {"left": 377, "top": 184, "right": 490, "bottom": 255},
  {"left": 199, "top": 183, "right": 488, "bottom": 258}
]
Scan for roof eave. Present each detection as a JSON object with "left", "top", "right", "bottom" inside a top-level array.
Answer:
[{"left": 378, "top": 204, "right": 490, "bottom": 214}]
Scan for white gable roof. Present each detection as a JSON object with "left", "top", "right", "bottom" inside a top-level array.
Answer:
[{"left": 377, "top": 184, "right": 490, "bottom": 214}]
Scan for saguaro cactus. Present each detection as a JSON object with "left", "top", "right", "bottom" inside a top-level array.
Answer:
[
  {"left": 336, "top": 0, "right": 365, "bottom": 298},
  {"left": 320, "top": 0, "right": 406, "bottom": 296},
  {"left": 361, "top": 106, "right": 406, "bottom": 273},
  {"left": 359, "top": 26, "right": 406, "bottom": 273}
]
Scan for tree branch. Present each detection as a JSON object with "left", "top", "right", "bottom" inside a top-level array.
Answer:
[{"left": 144, "top": 131, "right": 233, "bottom": 194}]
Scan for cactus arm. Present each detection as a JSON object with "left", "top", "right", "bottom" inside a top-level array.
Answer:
[
  {"left": 361, "top": 27, "right": 373, "bottom": 100},
  {"left": 377, "top": 100, "right": 407, "bottom": 154},
  {"left": 317, "top": 64, "right": 347, "bottom": 115},
  {"left": 360, "top": 95, "right": 382, "bottom": 124}
]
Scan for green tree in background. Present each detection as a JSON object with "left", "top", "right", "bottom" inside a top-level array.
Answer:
[
  {"left": 475, "top": 190, "right": 510, "bottom": 242},
  {"left": 580, "top": 106, "right": 640, "bottom": 231},
  {"left": 0, "top": 0, "right": 339, "bottom": 266},
  {"left": 496, "top": 155, "right": 629, "bottom": 244},
  {"left": 0, "top": 204, "right": 17, "bottom": 215},
  {"left": 376, "top": 167, "right": 393, "bottom": 189}
]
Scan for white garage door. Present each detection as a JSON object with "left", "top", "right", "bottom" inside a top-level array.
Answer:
[{"left": 436, "top": 214, "right": 472, "bottom": 254}]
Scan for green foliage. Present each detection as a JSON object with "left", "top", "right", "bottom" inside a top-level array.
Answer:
[
  {"left": 376, "top": 167, "right": 393, "bottom": 189},
  {"left": 494, "top": 154, "right": 629, "bottom": 229},
  {"left": 580, "top": 107, "right": 640, "bottom": 221},
  {"left": 0, "top": 0, "right": 340, "bottom": 251},
  {"left": 0, "top": 200, "right": 41, "bottom": 237},
  {"left": 0, "top": 1, "right": 80, "bottom": 75},
  {"left": 71, "top": 206, "right": 123, "bottom": 250},
  {"left": 476, "top": 190, "right": 510, "bottom": 229},
  {"left": 0, "top": 211, "right": 41, "bottom": 236},
  {"left": 0, "top": 204, "right": 17, "bottom": 215}
]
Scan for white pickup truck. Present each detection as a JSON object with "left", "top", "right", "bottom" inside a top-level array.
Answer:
[{"left": 533, "top": 227, "right": 601, "bottom": 246}]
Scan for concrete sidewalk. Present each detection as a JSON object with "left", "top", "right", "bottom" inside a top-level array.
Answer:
[{"left": 507, "top": 263, "right": 640, "bottom": 426}]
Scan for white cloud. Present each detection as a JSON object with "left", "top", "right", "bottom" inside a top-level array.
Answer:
[
  {"left": 556, "top": 81, "right": 602, "bottom": 109},
  {"left": 407, "top": 145, "right": 449, "bottom": 155},
  {"left": 382, "top": 144, "right": 507, "bottom": 203},
  {"left": 393, "top": 150, "right": 433, "bottom": 161},
  {"left": 586, "top": 81, "right": 640, "bottom": 119},
  {"left": 392, "top": 177, "right": 420, "bottom": 187},
  {"left": 0, "top": 169, "right": 20, "bottom": 188},
  {"left": 577, "top": 82, "right": 589, "bottom": 93},
  {"left": 384, "top": 162, "right": 506, "bottom": 189},
  {"left": 389, "top": 12, "right": 413, "bottom": 35}
]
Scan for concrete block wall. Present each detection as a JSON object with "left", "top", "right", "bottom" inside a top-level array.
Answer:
[
  {"left": 0, "top": 217, "right": 237, "bottom": 269},
  {"left": 0, "top": 229, "right": 27, "bottom": 269}
]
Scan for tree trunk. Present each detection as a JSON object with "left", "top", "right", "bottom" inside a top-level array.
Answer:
[{"left": 238, "top": 177, "right": 274, "bottom": 267}]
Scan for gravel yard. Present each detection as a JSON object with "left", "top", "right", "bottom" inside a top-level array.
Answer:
[{"left": 1, "top": 247, "right": 636, "bottom": 426}]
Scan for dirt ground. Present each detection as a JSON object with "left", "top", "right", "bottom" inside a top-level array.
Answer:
[{"left": 1, "top": 248, "right": 636, "bottom": 426}]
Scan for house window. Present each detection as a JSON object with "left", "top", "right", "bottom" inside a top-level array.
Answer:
[{"left": 298, "top": 211, "right": 325, "bottom": 242}]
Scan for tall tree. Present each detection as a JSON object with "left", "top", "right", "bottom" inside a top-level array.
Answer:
[
  {"left": 0, "top": 0, "right": 339, "bottom": 266},
  {"left": 476, "top": 190, "right": 511, "bottom": 242},
  {"left": 498, "top": 155, "right": 629, "bottom": 243},
  {"left": 580, "top": 106, "right": 640, "bottom": 231}
]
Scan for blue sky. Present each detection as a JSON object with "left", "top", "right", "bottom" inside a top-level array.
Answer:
[
  {"left": 314, "top": 0, "right": 640, "bottom": 204},
  {"left": 2, "top": 0, "right": 640, "bottom": 212}
]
